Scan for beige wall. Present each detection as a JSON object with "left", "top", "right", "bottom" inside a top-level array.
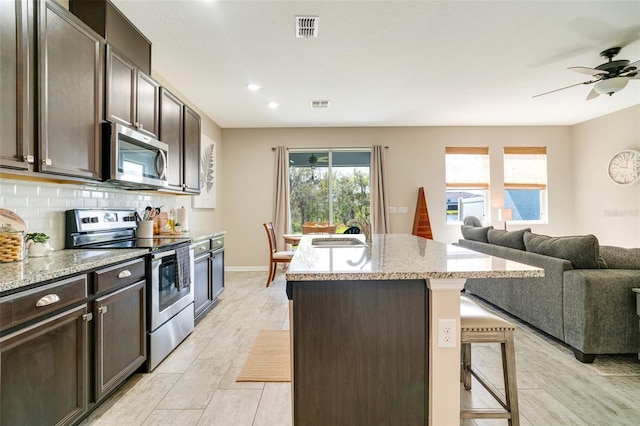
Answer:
[
  {"left": 221, "top": 125, "right": 575, "bottom": 268},
  {"left": 571, "top": 105, "right": 640, "bottom": 248}
]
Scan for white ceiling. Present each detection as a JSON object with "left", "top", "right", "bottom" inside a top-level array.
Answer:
[{"left": 111, "top": 0, "right": 640, "bottom": 128}]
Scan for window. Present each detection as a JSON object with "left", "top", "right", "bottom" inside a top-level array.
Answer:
[
  {"left": 289, "top": 150, "right": 371, "bottom": 233},
  {"left": 503, "top": 147, "right": 547, "bottom": 222},
  {"left": 445, "top": 147, "right": 489, "bottom": 222}
]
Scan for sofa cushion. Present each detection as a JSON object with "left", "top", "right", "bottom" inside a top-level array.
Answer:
[
  {"left": 461, "top": 225, "right": 493, "bottom": 243},
  {"left": 487, "top": 228, "right": 531, "bottom": 250},
  {"left": 523, "top": 232, "right": 607, "bottom": 269},
  {"left": 599, "top": 246, "right": 640, "bottom": 270}
]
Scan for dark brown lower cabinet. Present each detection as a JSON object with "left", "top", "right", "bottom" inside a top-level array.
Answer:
[
  {"left": 290, "top": 279, "right": 428, "bottom": 425},
  {"left": 94, "top": 280, "right": 146, "bottom": 401},
  {"left": 0, "top": 304, "right": 89, "bottom": 426},
  {"left": 193, "top": 237, "right": 225, "bottom": 322}
]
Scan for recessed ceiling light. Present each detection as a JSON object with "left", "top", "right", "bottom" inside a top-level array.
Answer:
[
  {"left": 247, "top": 83, "right": 261, "bottom": 91},
  {"left": 268, "top": 102, "right": 279, "bottom": 109}
]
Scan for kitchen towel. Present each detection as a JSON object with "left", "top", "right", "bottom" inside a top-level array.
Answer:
[{"left": 175, "top": 245, "right": 191, "bottom": 291}]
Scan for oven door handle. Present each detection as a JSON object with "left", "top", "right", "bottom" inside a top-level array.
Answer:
[{"left": 151, "top": 249, "right": 176, "bottom": 261}]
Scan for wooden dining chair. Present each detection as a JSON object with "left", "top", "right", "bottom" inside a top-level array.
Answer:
[{"left": 263, "top": 222, "right": 294, "bottom": 287}]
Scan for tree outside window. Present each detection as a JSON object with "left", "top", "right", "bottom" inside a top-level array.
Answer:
[{"left": 289, "top": 150, "right": 371, "bottom": 233}]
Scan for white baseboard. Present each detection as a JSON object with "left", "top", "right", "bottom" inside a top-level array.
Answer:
[{"left": 225, "top": 266, "right": 269, "bottom": 272}]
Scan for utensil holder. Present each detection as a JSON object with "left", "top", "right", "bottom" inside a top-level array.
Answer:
[{"left": 137, "top": 221, "right": 154, "bottom": 239}]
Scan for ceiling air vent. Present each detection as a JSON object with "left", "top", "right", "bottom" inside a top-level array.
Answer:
[
  {"left": 310, "top": 100, "right": 330, "bottom": 108},
  {"left": 296, "top": 16, "right": 319, "bottom": 38}
]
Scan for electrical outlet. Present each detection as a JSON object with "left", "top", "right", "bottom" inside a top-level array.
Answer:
[{"left": 438, "top": 319, "right": 457, "bottom": 348}]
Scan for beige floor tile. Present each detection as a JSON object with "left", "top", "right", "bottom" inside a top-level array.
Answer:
[
  {"left": 156, "top": 359, "right": 229, "bottom": 410},
  {"left": 197, "top": 389, "right": 262, "bottom": 426},
  {"left": 141, "top": 409, "right": 203, "bottom": 425}
]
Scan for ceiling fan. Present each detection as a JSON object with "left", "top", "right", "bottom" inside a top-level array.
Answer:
[{"left": 534, "top": 46, "right": 640, "bottom": 100}]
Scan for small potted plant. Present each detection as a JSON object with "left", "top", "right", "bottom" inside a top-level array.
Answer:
[
  {"left": 25, "top": 232, "right": 53, "bottom": 257},
  {"left": 174, "top": 222, "right": 183, "bottom": 233}
]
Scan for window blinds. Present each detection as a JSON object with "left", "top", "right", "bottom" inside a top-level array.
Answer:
[
  {"left": 503, "top": 147, "right": 547, "bottom": 189},
  {"left": 445, "top": 147, "right": 490, "bottom": 189}
]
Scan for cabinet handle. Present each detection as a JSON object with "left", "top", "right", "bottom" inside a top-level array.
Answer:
[
  {"left": 36, "top": 294, "right": 60, "bottom": 307},
  {"left": 42, "top": 158, "right": 52, "bottom": 165},
  {"left": 83, "top": 313, "right": 93, "bottom": 322},
  {"left": 117, "top": 270, "right": 132, "bottom": 279},
  {"left": 24, "top": 155, "right": 34, "bottom": 163},
  {"left": 138, "top": 123, "right": 144, "bottom": 129},
  {"left": 98, "top": 306, "right": 108, "bottom": 314},
  {"left": 198, "top": 246, "right": 206, "bottom": 252}
]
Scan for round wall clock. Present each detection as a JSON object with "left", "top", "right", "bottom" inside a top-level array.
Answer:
[{"left": 607, "top": 149, "right": 640, "bottom": 185}]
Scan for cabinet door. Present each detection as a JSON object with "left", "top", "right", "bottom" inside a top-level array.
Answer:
[
  {"left": 1, "top": 304, "right": 89, "bottom": 426},
  {"left": 0, "top": 0, "right": 32, "bottom": 170},
  {"left": 94, "top": 280, "right": 146, "bottom": 402},
  {"left": 193, "top": 253, "right": 212, "bottom": 320},
  {"left": 183, "top": 105, "right": 201, "bottom": 193},
  {"left": 37, "top": 0, "right": 103, "bottom": 179},
  {"left": 159, "top": 87, "right": 184, "bottom": 190},
  {"left": 105, "top": 45, "right": 136, "bottom": 129},
  {"left": 211, "top": 249, "right": 225, "bottom": 300},
  {"left": 136, "top": 71, "right": 159, "bottom": 138}
]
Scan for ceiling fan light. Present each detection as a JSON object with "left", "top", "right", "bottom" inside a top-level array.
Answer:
[{"left": 594, "top": 77, "right": 629, "bottom": 95}]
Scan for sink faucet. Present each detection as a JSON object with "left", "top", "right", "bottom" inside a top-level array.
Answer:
[{"left": 347, "top": 218, "right": 372, "bottom": 244}]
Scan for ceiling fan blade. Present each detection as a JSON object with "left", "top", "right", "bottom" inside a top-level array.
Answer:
[
  {"left": 623, "top": 59, "right": 640, "bottom": 72},
  {"left": 532, "top": 80, "right": 596, "bottom": 98},
  {"left": 568, "top": 66, "right": 609, "bottom": 76},
  {"left": 586, "top": 88, "right": 600, "bottom": 100}
]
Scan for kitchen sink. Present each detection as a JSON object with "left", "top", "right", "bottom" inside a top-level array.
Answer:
[{"left": 311, "top": 237, "right": 367, "bottom": 248}]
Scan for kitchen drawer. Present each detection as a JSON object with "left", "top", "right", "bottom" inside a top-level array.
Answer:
[
  {"left": 193, "top": 239, "right": 211, "bottom": 257},
  {"left": 211, "top": 236, "right": 224, "bottom": 252},
  {"left": 94, "top": 257, "right": 146, "bottom": 294},
  {"left": 1, "top": 275, "right": 88, "bottom": 332}
]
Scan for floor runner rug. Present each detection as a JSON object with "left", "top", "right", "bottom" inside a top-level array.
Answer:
[{"left": 236, "top": 330, "right": 291, "bottom": 382}]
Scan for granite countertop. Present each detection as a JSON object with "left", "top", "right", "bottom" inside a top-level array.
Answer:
[
  {"left": 0, "top": 230, "right": 226, "bottom": 294},
  {"left": 286, "top": 234, "right": 543, "bottom": 281},
  {"left": 0, "top": 249, "right": 149, "bottom": 294}
]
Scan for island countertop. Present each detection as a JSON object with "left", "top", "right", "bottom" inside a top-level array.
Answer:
[{"left": 286, "top": 233, "right": 543, "bottom": 281}]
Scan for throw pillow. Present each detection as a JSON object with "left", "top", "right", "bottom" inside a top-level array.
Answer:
[
  {"left": 523, "top": 232, "right": 607, "bottom": 269},
  {"left": 487, "top": 228, "right": 531, "bottom": 250},
  {"left": 461, "top": 225, "right": 493, "bottom": 243},
  {"left": 599, "top": 246, "right": 640, "bottom": 270},
  {"left": 463, "top": 216, "right": 483, "bottom": 227}
]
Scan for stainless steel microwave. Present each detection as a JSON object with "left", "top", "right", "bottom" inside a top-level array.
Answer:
[{"left": 102, "top": 122, "right": 169, "bottom": 188}]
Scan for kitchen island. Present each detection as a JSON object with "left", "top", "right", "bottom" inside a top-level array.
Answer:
[{"left": 286, "top": 234, "right": 542, "bottom": 426}]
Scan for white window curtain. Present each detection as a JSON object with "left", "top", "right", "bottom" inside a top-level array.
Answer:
[
  {"left": 371, "top": 145, "right": 390, "bottom": 234},
  {"left": 273, "top": 146, "right": 291, "bottom": 251}
]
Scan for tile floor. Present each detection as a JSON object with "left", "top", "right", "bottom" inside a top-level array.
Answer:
[{"left": 81, "top": 271, "right": 640, "bottom": 425}]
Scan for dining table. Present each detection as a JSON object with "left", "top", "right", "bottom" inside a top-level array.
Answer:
[{"left": 283, "top": 233, "right": 303, "bottom": 246}]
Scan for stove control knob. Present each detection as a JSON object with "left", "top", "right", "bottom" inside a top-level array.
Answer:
[
  {"left": 90, "top": 217, "right": 99, "bottom": 223},
  {"left": 81, "top": 217, "right": 91, "bottom": 224}
]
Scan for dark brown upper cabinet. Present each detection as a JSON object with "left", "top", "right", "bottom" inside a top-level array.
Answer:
[
  {"left": 159, "top": 89, "right": 202, "bottom": 194},
  {"left": 106, "top": 45, "right": 159, "bottom": 138},
  {"left": 37, "top": 0, "right": 103, "bottom": 180},
  {"left": 0, "top": 0, "right": 33, "bottom": 171},
  {"left": 69, "top": 0, "right": 151, "bottom": 74},
  {"left": 159, "top": 87, "right": 184, "bottom": 191},
  {"left": 183, "top": 105, "right": 201, "bottom": 193}
]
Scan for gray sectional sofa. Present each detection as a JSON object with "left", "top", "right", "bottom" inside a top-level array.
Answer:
[{"left": 456, "top": 223, "right": 640, "bottom": 362}]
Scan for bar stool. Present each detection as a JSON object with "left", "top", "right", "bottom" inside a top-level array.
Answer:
[{"left": 460, "top": 295, "right": 520, "bottom": 426}]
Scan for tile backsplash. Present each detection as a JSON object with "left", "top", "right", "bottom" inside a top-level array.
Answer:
[{"left": 1, "top": 178, "right": 183, "bottom": 250}]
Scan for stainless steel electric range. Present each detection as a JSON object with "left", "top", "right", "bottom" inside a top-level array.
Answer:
[{"left": 66, "top": 208, "right": 195, "bottom": 371}]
